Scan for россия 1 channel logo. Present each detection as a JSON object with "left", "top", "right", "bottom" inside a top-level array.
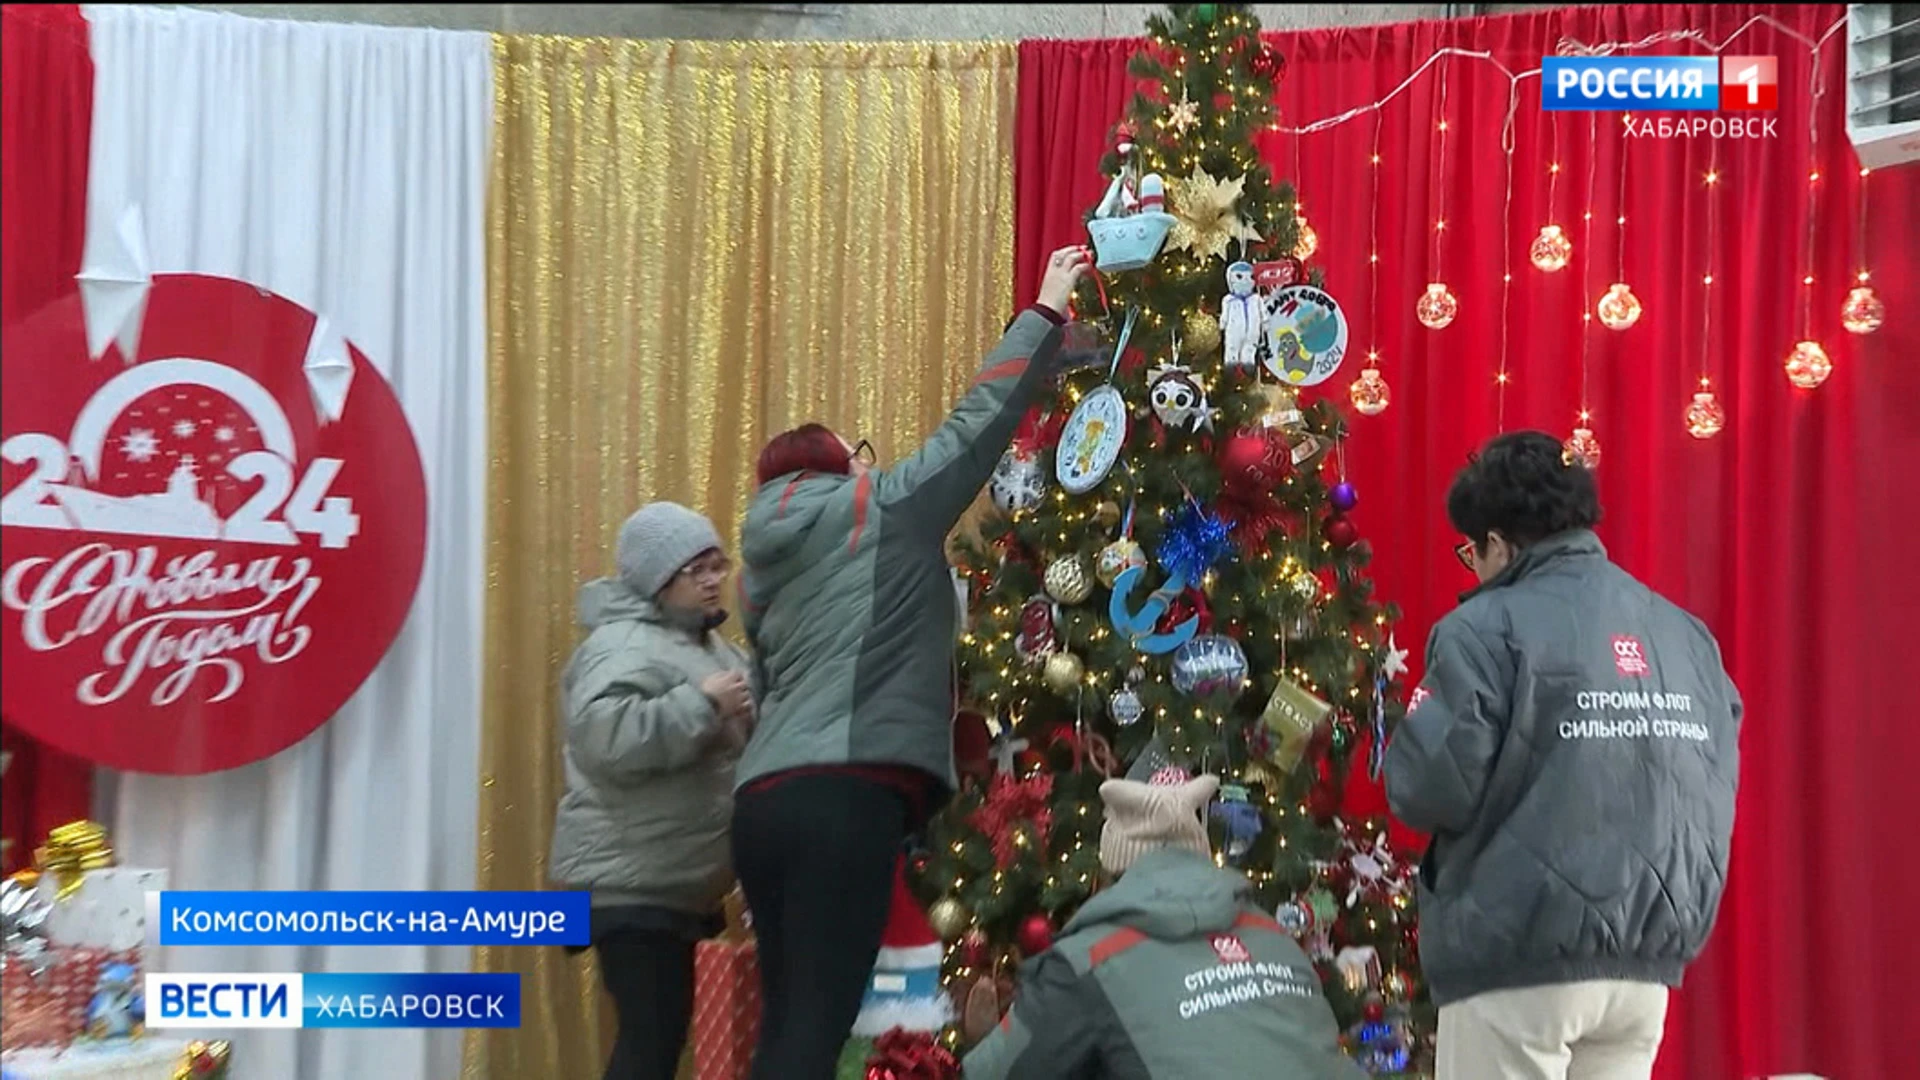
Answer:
[{"left": 1543, "top": 55, "right": 1780, "bottom": 137}]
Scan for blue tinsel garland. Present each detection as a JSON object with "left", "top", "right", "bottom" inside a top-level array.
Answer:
[{"left": 1156, "top": 501, "right": 1235, "bottom": 584}]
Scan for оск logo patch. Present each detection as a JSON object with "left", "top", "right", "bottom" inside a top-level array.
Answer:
[
  {"left": 1611, "top": 635, "right": 1650, "bottom": 678},
  {"left": 1, "top": 273, "right": 427, "bottom": 773}
]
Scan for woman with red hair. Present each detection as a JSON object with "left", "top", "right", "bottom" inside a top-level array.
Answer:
[{"left": 730, "top": 245, "right": 1090, "bottom": 1078}]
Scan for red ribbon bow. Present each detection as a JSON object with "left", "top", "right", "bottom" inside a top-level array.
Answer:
[
  {"left": 865, "top": 1028, "right": 961, "bottom": 1080},
  {"left": 1050, "top": 725, "right": 1120, "bottom": 778}
]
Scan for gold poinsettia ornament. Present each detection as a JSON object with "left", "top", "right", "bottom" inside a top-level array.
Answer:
[{"left": 1167, "top": 167, "right": 1261, "bottom": 262}]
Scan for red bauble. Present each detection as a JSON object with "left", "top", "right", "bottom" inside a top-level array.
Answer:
[
  {"left": 1325, "top": 515, "right": 1359, "bottom": 548},
  {"left": 1364, "top": 1001, "right": 1386, "bottom": 1022},
  {"left": 1016, "top": 913, "right": 1054, "bottom": 955},
  {"left": 1017, "top": 748, "right": 1048, "bottom": 772},
  {"left": 1220, "top": 427, "right": 1288, "bottom": 490}
]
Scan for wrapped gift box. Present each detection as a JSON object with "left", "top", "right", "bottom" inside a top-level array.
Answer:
[
  {"left": 688, "top": 938, "right": 759, "bottom": 1080},
  {"left": 32, "top": 871, "right": 165, "bottom": 954},
  {"left": 2, "top": 948, "right": 109, "bottom": 1050}
]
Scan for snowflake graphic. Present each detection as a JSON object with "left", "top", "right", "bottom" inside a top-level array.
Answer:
[
  {"left": 213, "top": 425, "right": 235, "bottom": 443},
  {"left": 120, "top": 428, "right": 159, "bottom": 463},
  {"left": 172, "top": 419, "right": 198, "bottom": 438}
]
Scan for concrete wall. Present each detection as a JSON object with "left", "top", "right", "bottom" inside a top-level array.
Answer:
[{"left": 186, "top": 3, "right": 1570, "bottom": 40}]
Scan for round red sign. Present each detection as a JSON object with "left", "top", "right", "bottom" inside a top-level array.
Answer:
[{"left": 1, "top": 275, "right": 428, "bottom": 774}]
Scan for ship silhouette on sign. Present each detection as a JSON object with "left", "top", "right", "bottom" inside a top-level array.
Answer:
[{"left": 47, "top": 455, "right": 224, "bottom": 540}]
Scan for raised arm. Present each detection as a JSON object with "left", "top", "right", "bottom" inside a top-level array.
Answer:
[{"left": 871, "top": 245, "right": 1091, "bottom": 531}]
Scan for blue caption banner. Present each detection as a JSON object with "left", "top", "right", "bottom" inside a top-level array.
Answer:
[
  {"left": 153, "top": 891, "right": 590, "bottom": 947},
  {"left": 1542, "top": 56, "right": 1720, "bottom": 112},
  {"left": 145, "top": 972, "right": 521, "bottom": 1029}
]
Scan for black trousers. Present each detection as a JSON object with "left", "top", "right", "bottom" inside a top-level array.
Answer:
[
  {"left": 732, "top": 773, "right": 912, "bottom": 1080},
  {"left": 595, "top": 927, "right": 697, "bottom": 1080}
]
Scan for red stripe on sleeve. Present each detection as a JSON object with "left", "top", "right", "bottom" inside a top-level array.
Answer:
[
  {"left": 777, "top": 470, "right": 815, "bottom": 517},
  {"left": 972, "top": 357, "right": 1029, "bottom": 385}
]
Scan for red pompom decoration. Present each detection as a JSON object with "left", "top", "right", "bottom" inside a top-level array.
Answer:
[
  {"left": 1016, "top": 913, "right": 1054, "bottom": 956},
  {"left": 1364, "top": 1000, "right": 1386, "bottom": 1022},
  {"left": 1325, "top": 515, "right": 1359, "bottom": 548},
  {"left": 865, "top": 1027, "right": 960, "bottom": 1080},
  {"left": 959, "top": 928, "right": 992, "bottom": 969}
]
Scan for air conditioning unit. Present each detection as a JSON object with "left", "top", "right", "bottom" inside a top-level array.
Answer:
[{"left": 1846, "top": 4, "right": 1920, "bottom": 168}]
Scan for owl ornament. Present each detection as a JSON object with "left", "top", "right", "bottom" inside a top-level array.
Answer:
[
  {"left": 1147, "top": 363, "right": 1216, "bottom": 433},
  {"left": 1221, "top": 261, "right": 1265, "bottom": 374}
]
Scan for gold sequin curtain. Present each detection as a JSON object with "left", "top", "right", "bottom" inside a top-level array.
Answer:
[{"left": 465, "top": 34, "right": 1017, "bottom": 1080}]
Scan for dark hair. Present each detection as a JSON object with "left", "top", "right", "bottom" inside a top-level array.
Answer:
[
  {"left": 1446, "top": 431, "right": 1602, "bottom": 548},
  {"left": 755, "top": 423, "right": 849, "bottom": 486}
]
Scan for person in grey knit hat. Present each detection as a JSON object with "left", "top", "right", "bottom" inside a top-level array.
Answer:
[
  {"left": 550, "top": 501, "right": 757, "bottom": 1080},
  {"left": 964, "top": 773, "right": 1362, "bottom": 1080}
]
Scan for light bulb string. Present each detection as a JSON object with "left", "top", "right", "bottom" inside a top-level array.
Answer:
[
  {"left": 1700, "top": 138, "right": 1719, "bottom": 388},
  {"left": 1579, "top": 110, "right": 1598, "bottom": 425},
  {"left": 1615, "top": 118, "right": 1629, "bottom": 281},
  {"left": 1431, "top": 44, "right": 1452, "bottom": 276},
  {"left": 1855, "top": 167, "right": 1871, "bottom": 284},
  {"left": 1367, "top": 109, "right": 1383, "bottom": 372},
  {"left": 1267, "top": 15, "right": 1844, "bottom": 146},
  {"left": 1547, "top": 113, "right": 1561, "bottom": 226},
  {"left": 1498, "top": 119, "right": 1515, "bottom": 433},
  {"left": 1799, "top": 20, "right": 1844, "bottom": 337}
]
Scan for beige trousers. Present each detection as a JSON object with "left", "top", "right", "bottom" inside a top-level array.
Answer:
[{"left": 1437, "top": 980, "right": 1668, "bottom": 1080}]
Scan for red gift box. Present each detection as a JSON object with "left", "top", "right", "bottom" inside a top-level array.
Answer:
[{"left": 688, "top": 938, "right": 760, "bottom": 1080}]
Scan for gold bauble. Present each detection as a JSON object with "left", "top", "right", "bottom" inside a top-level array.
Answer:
[
  {"left": 1043, "top": 651, "right": 1085, "bottom": 695},
  {"left": 1416, "top": 282, "right": 1458, "bottom": 329},
  {"left": 1562, "top": 426, "right": 1602, "bottom": 469},
  {"left": 1841, "top": 285, "right": 1884, "bottom": 335},
  {"left": 1183, "top": 309, "right": 1222, "bottom": 356},
  {"left": 1094, "top": 500, "right": 1122, "bottom": 528},
  {"left": 928, "top": 896, "right": 969, "bottom": 941},
  {"left": 1784, "top": 340, "right": 1832, "bottom": 389},
  {"left": 1684, "top": 390, "right": 1725, "bottom": 440},
  {"left": 1529, "top": 224, "right": 1572, "bottom": 272},
  {"left": 1290, "top": 569, "right": 1320, "bottom": 602},
  {"left": 1043, "top": 554, "right": 1093, "bottom": 605},
  {"left": 1095, "top": 539, "right": 1147, "bottom": 588},
  {"left": 1595, "top": 282, "right": 1642, "bottom": 330}
]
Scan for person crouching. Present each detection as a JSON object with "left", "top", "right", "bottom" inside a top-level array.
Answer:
[{"left": 963, "top": 774, "right": 1363, "bottom": 1079}]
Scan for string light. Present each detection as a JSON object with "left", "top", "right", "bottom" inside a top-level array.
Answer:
[
  {"left": 1842, "top": 165, "right": 1885, "bottom": 334},
  {"left": 1687, "top": 137, "right": 1725, "bottom": 438},
  {"left": 1596, "top": 118, "right": 1641, "bottom": 330},
  {"left": 1531, "top": 114, "right": 1572, "bottom": 272},
  {"left": 1563, "top": 111, "right": 1602, "bottom": 469},
  {"left": 1786, "top": 33, "right": 1834, "bottom": 389},
  {"left": 1417, "top": 49, "right": 1458, "bottom": 329},
  {"left": 1350, "top": 111, "right": 1390, "bottom": 416}
]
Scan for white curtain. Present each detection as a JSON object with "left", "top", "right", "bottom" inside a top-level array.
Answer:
[{"left": 81, "top": 7, "right": 492, "bottom": 1079}]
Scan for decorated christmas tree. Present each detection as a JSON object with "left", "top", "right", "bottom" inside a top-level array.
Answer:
[{"left": 909, "top": 4, "right": 1434, "bottom": 1074}]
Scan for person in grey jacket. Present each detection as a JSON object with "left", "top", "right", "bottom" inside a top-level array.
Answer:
[
  {"left": 729, "top": 245, "right": 1088, "bottom": 1080},
  {"left": 964, "top": 775, "right": 1362, "bottom": 1080},
  {"left": 1385, "top": 431, "right": 1742, "bottom": 1080},
  {"left": 548, "top": 502, "right": 756, "bottom": 1080}
]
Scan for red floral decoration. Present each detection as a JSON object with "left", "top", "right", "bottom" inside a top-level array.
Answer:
[
  {"left": 968, "top": 773, "right": 1054, "bottom": 870},
  {"left": 865, "top": 1027, "right": 960, "bottom": 1080}
]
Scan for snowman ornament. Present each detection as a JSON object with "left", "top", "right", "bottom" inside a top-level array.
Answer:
[
  {"left": 1147, "top": 363, "right": 1214, "bottom": 433},
  {"left": 1221, "top": 260, "right": 1264, "bottom": 373}
]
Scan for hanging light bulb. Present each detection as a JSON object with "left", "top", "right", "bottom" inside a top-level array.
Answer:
[
  {"left": 1783, "top": 340, "right": 1832, "bottom": 389},
  {"left": 1595, "top": 283, "right": 1643, "bottom": 330},
  {"left": 1416, "top": 282, "right": 1457, "bottom": 329},
  {"left": 1529, "top": 224, "right": 1573, "bottom": 272},
  {"left": 1348, "top": 368, "right": 1390, "bottom": 416},
  {"left": 1562, "top": 426, "right": 1602, "bottom": 469},
  {"left": 1840, "top": 285, "right": 1885, "bottom": 335},
  {"left": 1684, "top": 386, "right": 1725, "bottom": 439},
  {"left": 1294, "top": 213, "right": 1318, "bottom": 261}
]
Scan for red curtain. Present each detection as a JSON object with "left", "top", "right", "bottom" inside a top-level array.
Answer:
[
  {"left": 1017, "top": 6, "right": 1919, "bottom": 1080},
  {"left": 1, "top": 4, "right": 97, "bottom": 869}
]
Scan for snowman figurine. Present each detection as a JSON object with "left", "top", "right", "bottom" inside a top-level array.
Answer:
[{"left": 1221, "top": 261, "right": 1264, "bottom": 373}]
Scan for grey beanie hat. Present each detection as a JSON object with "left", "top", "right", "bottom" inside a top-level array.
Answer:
[{"left": 616, "top": 502, "right": 724, "bottom": 597}]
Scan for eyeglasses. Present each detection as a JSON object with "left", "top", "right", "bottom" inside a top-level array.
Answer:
[
  {"left": 848, "top": 439, "right": 876, "bottom": 466},
  {"left": 1454, "top": 541, "right": 1477, "bottom": 571},
  {"left": 677, "top": 557, "right": 733, "bottom": 584}
]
